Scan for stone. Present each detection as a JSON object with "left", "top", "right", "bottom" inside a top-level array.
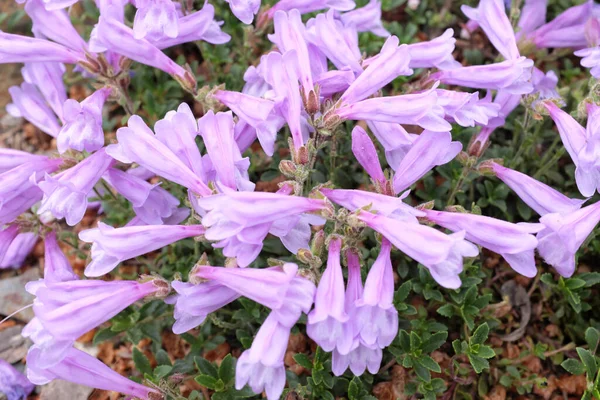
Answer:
[
  {"left": 0, "top": 268, "right": 40, "bottom": 322},
  {"left": 0, "top": 326, "right": 31, "bottom": 363},
  {"left": 40, "top": 380, "right": 94, "bottom": 400}
]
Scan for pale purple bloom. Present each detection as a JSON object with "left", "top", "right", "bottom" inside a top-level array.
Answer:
[
  {"left": 424, "top": 210, "right": 543, "bottom": 277},
  {"left": 393, "top": 130, "right": 462, "bottom": 193},
  {"left": 340, "top": 36, "right": 412, "bottom": 104},
  {"left": 0, "top": 187, "right": 44, "bottom": 226},
  {"left": 27, "top": 347, "right": 159, "bottom": 399},
  {"left": 321, "top": 188, "right": 424, "bottom": 222},
  {"left": 335, "top": 86, "right": 452, "bottom": 132},
  {"left": 37, "top": 148, "right": 115, "bottom": 226},
  {"left": 151, "top": 4, "right": 230, "bottom": 48},
  {"left": 332, "top": 343, "right": 382, "bottom": 376},
  {"left": 168, "top": 280, "right": 240, "bottom": 334},
  {"left": 306, "top": 10, "right": 362, "bottom": 73},
  {"left": 530, "top": 0, "right": 592, "bottom": 49},
  {"left": 104, "top": 168, "right": 185, "bottom": 225},
  {"left": 531, "top": 67, "right": 561, "bottom": 103},
  {"left": 107, "top": 114, "right": 212, "bottom": 197},
  {"left": 0, "top": 225, "right": 20, "bottom": 267},
  {"left": 0, "top": 148, "right": 47, "bottom": 174},
  {"left": 7, "top": 82, "right": 61, "bottom": 137},
  {"left": 225, "top": 0, "right": 260, "bottom": 24},
  {"left": 194, "top": 192, "right": 326, "bottom": 266},
  {"left": 263, "top": 51, "right": 305, "bottom": 150},
  {"left": 358, "top": 211, "right": 479, "bottom": 289},
  {"left": 133, "top": 0, "right": 178, "bottom": 40},
  {"left": 429, "top": 57, "right": 534, "bottom": 94},
  {"left": 25, "top": 0, "right": 88, "bottom": 53},
  {"left": 351, "top": 126, "right": 386, "bottom": 189},
  {"left": 307, "top": 237, "right": 351, "bottom": 352},
  {"left": 366, "top": 121, "right": 417, "bottom": 170},
  {"left": 235, "top": 313, "right": 290, "bottom": 400},
  {"left": 57, "top": 87, "right": 111, "bottom": 154},
  {"left": 0, "top": 31, "right": 84, "bottom": 64},
  {"left": 339, "top": 0, "right": 388, "bottom": 37},
  {"left": 537, "top": 201, "right": 600, "bottom": 277},
  {"left": 212, "top": 90, "right": 279, "bottom": 156},
  {"left": 42, "top": 231, "right": 79, "bottom": 284},
  {"left": 89, "top": 16, "right": 194, "bottom": 85},
  {"left": 269, "top": 10, "right": 314, "bottom": 95},
  {"left": 574, "top": 18, "right": 600, "bottom": 78},
  {"left": 545, "top": 101, "right": 600, "bottom": 197},
  {"left": 21, "top": 62, "right": 67, "bottom": 121},
  {"left": 268, "top": 0, "right": 355, "bottom": 18},
  {"left": 355, "top": 238, "right": 398, "bottom": 347},
  {"left": 315, "top": 68, "right": 355, "bottom": 97},
  {"left": 462, "top": 0, "right": 520, "bottom": 60},
  {"left": 485, "top": 161, "right": 585, "bottom": 216},
  {"left": 0, "top": 359, "right": 34, "bottom": 400},
  {"left": 79, "top": 223, "right": 205, "bottom": 276},
  {"left": 517, "top": 0, "right": 548, "bottom": 39},
  {"left": 406, "top": 29, "right": 459, "bottom": 69},
  {"left": 198, "top": 110, "right": 255, "bottom": 192},
  {"left": 0, "top": 232, "right": 37, "bottom": 269},
  {"left": 33, "top": 278, "right": 165, "bottom": 340},
  {"left": 436, "top": 90, "right": 500, "bottom": 127}
]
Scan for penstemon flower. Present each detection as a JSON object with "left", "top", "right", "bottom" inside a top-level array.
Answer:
[
  {"left": 0, "top": 359, "right": 34, "bottom": 400},
  {"left": 21, "top": 62, "right": 67, "bottom": 120},
  {"left": 0, "top": 148, "right": 48, "bottom": 174},
  {"left": 0, "top": 31, "right": 84, "bottom": 64},
  {"left": 7, "top": 82, "right": 62, "bottom": 137},
  {"left": 0, "top": 232, "right": 37, "bottom": 269},
  {"left": 339, "top": 0, "right": 388, "bottom": 37},
  {"left": 0, "top": 225, "right": 20, "bottom": 266}
]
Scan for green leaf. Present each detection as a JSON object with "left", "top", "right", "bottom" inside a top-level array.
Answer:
[
  {"left": 93, "top": 327, "right": 119, "bottom": 345},
  {"left": 468, "top": 354, "right": 489, "bottom": 374},
  {"left": 348, "top": 376, "right": 361, "bottom": 400},
  {"left": 471, "top": 323, "right": 490, "bottom": 346},
  {"left": 132, "top": 347, "right": 152, "bottom": 376},
  {"left": 561, "top": 358, "right": 586, "bottom": 375},
  {"left": 414, "top": 361, "right": 431, "bottom": 382},
  {"left": 576, "top": 348, "right": 598, "bottom": 378},
  {"left": 476, "top": 346, "right": 496, "bottom": 359},
  {"left": 437, "top": 304, "right": 454, "bottom": 318},
  {"left": 395, "top": 281, "right": 412, "bottom": 302},
  {"left": 195, "top": 356, "right": 218, "bottom": 377},
  {"left": 155, "top": 349, "right": 172, "bottom": 366},
  {"left": 565, "top": 278, "right": 586, "bottom": 290},
  {"left": 195, "top": 374, "right": 218, "bottom": 390},
  {"left": 585, "top": 327, "right": 600, "bottom": 352},
  {"left": 218, "top": 354, "right": 236, "bottom": 386},
  {"left": 422, "top": 332, "right": 448, "bottom": 353},
  {"left": 418, "top": 355, "right": 441, "bottom": 373},
  {"left": 293, "top": 353, "right": 313, "bottom": 370},
  {"left": 153, "top": 365, "right": 172, "bottom": 379}
]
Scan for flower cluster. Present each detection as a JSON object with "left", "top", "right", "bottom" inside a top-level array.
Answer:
[{"left": 1, "top": 0, "right": 600, "bottom": 398}]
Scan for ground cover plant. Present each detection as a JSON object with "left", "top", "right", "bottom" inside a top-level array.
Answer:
[{"left": 1, "top": 0, "right": 600, "bottom": 399}]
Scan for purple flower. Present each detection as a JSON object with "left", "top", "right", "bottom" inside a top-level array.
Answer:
[
  {"left": 197, "top": 110, "right": 254, "bottom": 192},
  {"left": 307, "top": 237, "right": 351, "bottom": 352},
  {"left": 37, "top": 148, "right": 115, "bottom": 226},
  {"left": 268, "top": 0, "right": 355, "bottom": 18},
  {"left": 366, "top": 121, "right": 417, "bottom": 170},
  {"left": 429, "top": 57, "right": 534, "bottom": 94},
  {"left": 79, "top": 223, "right": 205, "bottom": 276},
  {"left": 351, "top": 126, "right": 387, "bottom": 189},
  {"left": 406, "top": 29, "right": 459, "bottom": 69},
  {"left": 0, "top": 225, "right": 20, "bottom": 267},
  {"left": 0, "top": 31, "right": 84, "bottom": 64},
  {"left": 354, "top": 238, "right": 398, "bottom": 347},
  {"left": 7, "top": 82, "right": 61, "bottom": 137},
  {"left": 315, "top": 68, "right": 355, "bottom": 97},
  {"left": 150, "top": 4, "right": 230, "bottom": 48},
  {"left": 0, "top": 148, "right": 47, "bottom": 174},
  {"left": 27, "top": 347, "right": 160, "bottom": 399},
  {"left": 306, "top": 10, "right": 362, "bottom": 73},
  {"left": 106, "top": 114, "right": 212, "bottom": 197},
  {"left": 89, "top": 16, "right": 195, "bottom": 87},
  {"left": 0, "top": 232, "right": 37, "bottom": 269},
  {"left": 0, "top": 359, "right": 34, "bottom": 400},
  {"left": 544, "top": 101, "right": 600, "bottom": 197},
  {"left": 334, "top": 86, "right": 452, "bottom": 132},
  {"left": 436, "top": 90, "right": 500, "bottom": 127},
  {"left": 339, "top": 0, "right": 388, "bottom": 37},
  {"left": 103, "top": 168, "right": 185, "bottom": 225},
  {"left": 461, "top": 0, "right": 520, "bottom": 60},
  {"left": 42, "top": 231, "right": 79, "bottom": 284},
  {"left": 340, "top": 36, "right": 412, "bottom": 104},
  {"left": 517, "top": 0, "right": 547, "bottom": 39},
  {"left": 332, "top": 343, "right": 382, "bottom": 376},
  {"left": 133, "top": 0, "right": 178, "bottom": 40},
  {"left": 537, "top": 201, "right": 600, "bottom": 277},
  {"left": 168, "top": 280, "right": 240, "bottom": 334},
  {"left": 225, "top": 0, "right": 261, "bottom": 24},
  {"left": 57, "top": 87, "right": 111, "bottom": 154},
  {"left": 392, "top": 130, "right": 462, "bottom": 193},
  {"left": 21, "top": 62, "right": 67, "bottom": 121},
  {"left": 483, "top": 161, "right": 585, "bottom": 216},
  {"left": 194, "top": 192, "right": 327, "bottom": 266},
  {"left": 25, "top": 0, "right": 88, "bottom": 53},
  {"left": 424, "top": 209, "right": 543, "bottom": 277},
  {"left": 530, "top": 0, "right": 592, "bottom": 49},
  {"left": 235, "top": 313, "right": 290, "bottom": 400},
  {"left": 358, "top": 211, "right": 478, "bottom": 289}
]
